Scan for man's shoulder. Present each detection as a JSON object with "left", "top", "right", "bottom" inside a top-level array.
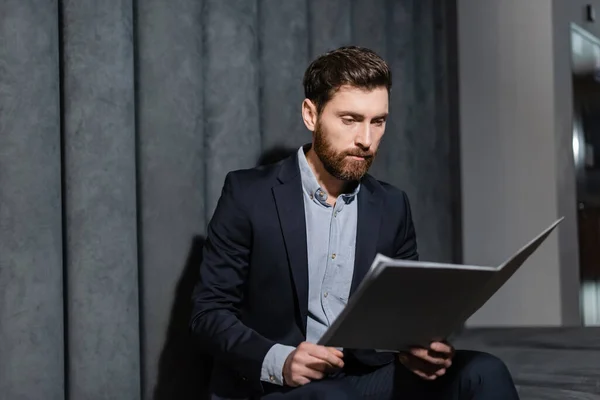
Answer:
[
  {"left": 364, "top": 175, "right": 410, "bottom": 204},
  {"left": 366, "top": 176, "right": 414, "bottom": 231},
  {"left": 224, "top": 158, "right": 286, "bottom": 191}
]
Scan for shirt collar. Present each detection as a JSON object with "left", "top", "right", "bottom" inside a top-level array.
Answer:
[{"left": 297, "top": 145, "right": 360, "bottom": 204}]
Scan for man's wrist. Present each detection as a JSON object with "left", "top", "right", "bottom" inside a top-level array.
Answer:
[{"left": 260, "top": 344, "right": 295, "bottom": 386}]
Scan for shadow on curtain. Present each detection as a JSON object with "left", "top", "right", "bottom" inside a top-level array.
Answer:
[{"left": 152, "top": 146, "right": 298, "bottom": 399}]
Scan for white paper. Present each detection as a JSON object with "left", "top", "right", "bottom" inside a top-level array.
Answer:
[{"left": 318, "top": 218, "right": 564, "bottom": 351}]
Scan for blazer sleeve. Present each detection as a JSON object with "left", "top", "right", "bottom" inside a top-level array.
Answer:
[
  {"left": 393, "top": 191, "right": 419, "bottom": 261},
  {"left": 190, "top": 171, "right": 276, "bottom": 390}
]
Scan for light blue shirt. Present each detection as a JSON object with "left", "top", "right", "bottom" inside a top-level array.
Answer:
[{"left": 260, "top": 146, "right": 359, "bottom": 385}]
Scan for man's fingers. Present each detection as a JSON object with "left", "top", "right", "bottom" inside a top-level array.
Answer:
[
  {"left": 285, "top": 343, "right": 344, "bottom": 387},
  {"left": 409, "top": 347, "right": 452, "bottom": 368},
  {"left": 414, "top": 370, "right": 438, "bottom": 381},
  {"left": 307, "top": 346, "right": 344, "bottom": 369},
  {"left": 326, "top": 347, "right": 344, "bottom": 359},
  {"left": 304, "top": 356, "right": 330, "bottom": 373},
  {"left": 414, "top": 367, "right": 446, "bottom": 380},
  {"left": 410, "top": 349, "right": 452, "bottom": 368},
  {"left": 430, "top": 341, "right": 454, "bottom": 356},
  {"left": 297, "top": 376, "right": 311, "bottom": 386},
  {"left": 288, "top": 375, "right": 311, "bottom": 387},
  {"left": 287, "top": 355, "right": 326, "bottom": 385},
  {"left": 298, "top": 365, "right": 326, "bottom": 381},
  {"left": 399, "top": 352, "right": 447, "bottom": 380}
]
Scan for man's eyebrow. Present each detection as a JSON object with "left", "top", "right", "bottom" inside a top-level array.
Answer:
[
  {"left": 335, "top": 111, "right": 388, "bottom": 120},
  {"left": 336, "top": 111, "right": 363, "bottom": 119},
  {"left": 372, "top": 113, "right": 388, "bottom": 120}
]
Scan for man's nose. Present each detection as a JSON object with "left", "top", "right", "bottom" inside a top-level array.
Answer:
[{"left": 355, "top": 123, "right": 372, "bottom": 148}]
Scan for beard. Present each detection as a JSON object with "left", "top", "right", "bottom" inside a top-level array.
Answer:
[{"left": 313, "top": 121, "right": 376, "bottom": 182}]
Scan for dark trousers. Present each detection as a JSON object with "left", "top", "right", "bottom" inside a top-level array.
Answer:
[{"left": 259, "top": 350, "right": 520, "bottom": 400}]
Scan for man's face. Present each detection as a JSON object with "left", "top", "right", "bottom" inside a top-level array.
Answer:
[{"left": 310, "top": 85, "right": 388, "bottom": 181}]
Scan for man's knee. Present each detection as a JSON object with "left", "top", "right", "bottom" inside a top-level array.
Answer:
[
  {"left": 302, "top": 380, "right": 359, "bottom": 400},
  {"left": 455, "top": 350, "right": 514, "bottom": 384},
  {"left": 446, "top": 350, "right": 519, "bottom": 399},
  {"left": 265, "top": 380, "right": 359, "bottom": 400}
]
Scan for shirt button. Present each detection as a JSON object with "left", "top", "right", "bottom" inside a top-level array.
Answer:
[
  {"left": 269, "top": 375, "right": 275, "bottom": 382},
  {"left": 324, "top": 292, "right": 328, "bottom": 298},
  {"left": 332, "top": 253, "right": 336, "bottom": 259}
]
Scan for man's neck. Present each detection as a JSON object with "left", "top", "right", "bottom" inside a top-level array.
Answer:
[{"left": 305, "top": 147, "right": 354, "bottom": 201}]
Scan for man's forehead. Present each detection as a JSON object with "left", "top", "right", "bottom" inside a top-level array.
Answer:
[{"left": 327, "top": 86, "right": 389, "bottom": 113}]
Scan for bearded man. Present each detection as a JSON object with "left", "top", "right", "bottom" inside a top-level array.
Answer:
[{"left": 190, "top": 46, "right": 520, "bottom": 400}]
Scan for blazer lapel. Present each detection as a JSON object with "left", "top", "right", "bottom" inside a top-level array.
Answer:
[
  {"left": 350, "top": 175, "right": 383, "bottom": 296},
  {"left": 272, "top": 155, "right": 309, "bottom": 335}
]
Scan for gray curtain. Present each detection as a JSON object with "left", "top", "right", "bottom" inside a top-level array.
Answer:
[{"left": 0, "top": 0, "right": 459, "bottom": 399}]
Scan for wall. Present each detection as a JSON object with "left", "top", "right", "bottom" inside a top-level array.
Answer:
[
  {"left": 458, "top": 0, "right": 589, "bottom": 326},
  {"left": 0, "top": 1, "right": 458, "bottom": 399},
  {"left": 0, "top": 1, "right": 64, "bottom": 398}
]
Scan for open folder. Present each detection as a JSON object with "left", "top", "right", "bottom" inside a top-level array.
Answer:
[{"left": 318, "top": 218, "right": 564, "bottom": 352}]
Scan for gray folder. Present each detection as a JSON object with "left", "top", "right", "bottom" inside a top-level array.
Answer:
[{"left": 318, "top": 218, "right": 564, "bottom": 351}]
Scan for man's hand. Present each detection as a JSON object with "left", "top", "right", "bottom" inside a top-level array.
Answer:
[
  {"left": 398, "top": 341, "right": 455, "bottom": 381},
  {"left": 282, "top": 342, "right": 344, "bottom": 387}
]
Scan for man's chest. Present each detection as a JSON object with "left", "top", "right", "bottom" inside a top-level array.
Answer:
[{"left": 303, "top": 197, "right": 357, "bottom": 289}]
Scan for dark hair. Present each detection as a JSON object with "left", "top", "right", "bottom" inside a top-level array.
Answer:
[{"left": 303, "top": 46, "right": 392, "bottom": 114}]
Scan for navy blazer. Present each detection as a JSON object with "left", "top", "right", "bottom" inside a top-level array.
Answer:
[{"left": 190, "top": 151, "right": 418, "bottom": 398}]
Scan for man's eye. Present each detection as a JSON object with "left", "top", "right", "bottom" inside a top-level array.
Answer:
[
  {"left": 373, "top": 119, "right": 385, "bottom": 126},
  {"left": 342, "top": 118, "right": 355, "bottom": 125}
]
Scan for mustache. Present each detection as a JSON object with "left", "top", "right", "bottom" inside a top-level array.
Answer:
[{"left": 345, "top": 151, "right": 374, "bottom": 158}]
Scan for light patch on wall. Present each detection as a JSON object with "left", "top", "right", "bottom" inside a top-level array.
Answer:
[
  {"left": 573, "top": 31, "right": 583, "bottom": 56},
  {"left": 573, "top": 128, "right": 581, "bottom": 164},
  {"left": 581, "top": 280, "right": 600, "bottom": 326}
]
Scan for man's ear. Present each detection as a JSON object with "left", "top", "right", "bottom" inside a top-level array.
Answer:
[{"left": 301, "top": 99, "right": 318, "bottom": 131}]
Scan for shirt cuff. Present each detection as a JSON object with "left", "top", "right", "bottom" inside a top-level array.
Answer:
[{"left": 260, "top": 344, "right": 296, "bottom": 386}]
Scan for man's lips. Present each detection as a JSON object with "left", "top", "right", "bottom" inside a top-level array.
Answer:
[{"left": 347, "top": 154, "right": 373, "bottom": 159}]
